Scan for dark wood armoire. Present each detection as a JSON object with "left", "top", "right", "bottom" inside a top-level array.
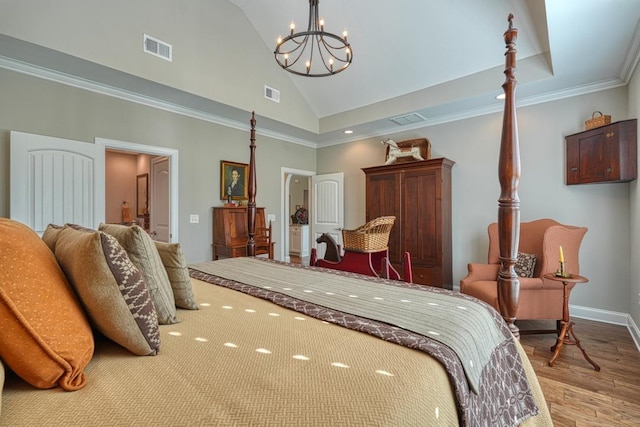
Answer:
[{"left": 362, "top": 158, "right": 454, "bottom": 289}]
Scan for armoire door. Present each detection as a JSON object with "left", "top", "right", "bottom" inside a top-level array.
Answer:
[
  {"left": 364, "top": 172, "right": 401, "bottom": 264},
  {"left": 402, "top": 168, "right": 441, "bottom": 283},
  {"left": 400, "top": 168, "right": 442, "bottom": 266}
]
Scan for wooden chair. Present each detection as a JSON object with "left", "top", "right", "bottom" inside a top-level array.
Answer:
[{"left": 255, "top": 221, "right": 275, "bottom": 259}]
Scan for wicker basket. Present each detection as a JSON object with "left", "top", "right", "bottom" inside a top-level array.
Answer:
[
  {"left": 342, "top": 216, "right": 396, "bottom": 252},
  {"left": 585, "top": 111, "right": 611, "bottom": 130}
]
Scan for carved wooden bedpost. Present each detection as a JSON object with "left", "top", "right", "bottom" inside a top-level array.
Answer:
[
  {"left": 247, "top": 111, "right": 257, "bottom": 257},
  {"left": 497, "top": 14, "right": 521, "bottom": 338}
]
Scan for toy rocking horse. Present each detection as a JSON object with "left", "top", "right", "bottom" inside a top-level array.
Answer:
[
  {"left": 315, "top": 233, "right": 342, "bottom": 262},
  {"left": 381, "top": 138, "right": 424, "bottom": 165},
  {"left": 310, "top": 232, "right": 413, "bottom": 283}
]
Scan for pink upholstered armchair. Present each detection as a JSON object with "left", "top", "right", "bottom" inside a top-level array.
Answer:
[{"left": 460, "top": 219, "right": 587, "bottom": 331}]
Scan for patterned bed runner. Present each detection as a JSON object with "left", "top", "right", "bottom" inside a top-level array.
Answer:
[{"left": 189, "top": 258, "right": 539, "bottom": 426}]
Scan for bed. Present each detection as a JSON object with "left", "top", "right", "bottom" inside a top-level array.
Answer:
[
  {"left": 1, "top": 271, "right": 551, "bottom": 426},
  {"left": 0, "top": 15, "right": 551, "bottom": 427}
]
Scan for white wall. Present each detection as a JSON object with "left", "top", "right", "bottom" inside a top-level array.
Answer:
[
  {"left": 628, "top": 61, "right": 640, "bottom": 335},
  {"left": 318, "top": 87, "right": 632, "bottom": 318}
]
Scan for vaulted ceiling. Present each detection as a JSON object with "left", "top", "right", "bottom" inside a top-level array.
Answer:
[{"left": 230, "top": 0, "right": 640, "bottom": 145}]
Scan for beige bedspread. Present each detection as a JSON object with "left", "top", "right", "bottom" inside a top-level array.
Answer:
[
  {"left": 191, "top": 258, "right": 508, "bottom": 394},
  {"left": 0, "top": 278, "right": 551, "bottom": 426}
]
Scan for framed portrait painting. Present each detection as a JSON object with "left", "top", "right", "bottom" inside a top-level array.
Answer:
[{"left": 220, "top": 160, "right": 248, "bottom": 200}]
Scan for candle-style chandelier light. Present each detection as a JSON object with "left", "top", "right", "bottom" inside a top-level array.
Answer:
[{"left": 274, "top": 0, "right": 352, "bottom": 77}]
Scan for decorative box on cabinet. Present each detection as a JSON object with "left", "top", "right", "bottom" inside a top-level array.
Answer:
[
  {"left": 362, "top": 158, "right": 454, "bottom": 289},
  {"left": 566, "top": 119, "right": 637, "bottom": 185},
  {"left": 289, "top": 224, "right": 309, "bottom": 257},
  {"left": 212, "top": 206, "right": 266, "bottom": 260}
]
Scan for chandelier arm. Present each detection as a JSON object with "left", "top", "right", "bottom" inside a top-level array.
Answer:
[
  {"left": 314, "top": 37, "right": 334, "bottom": 73},
  {"left": 317, "top": 34, "right": 351, "bottom": 62},
  {"left": 276, "top": 43, "right": 307, "bottom": 69},
  {"left": 275, "top": 33, "right": 311, "bottom": 69},
  {"left": 277, "top": 33, "right": 311, "bottom": 54}
]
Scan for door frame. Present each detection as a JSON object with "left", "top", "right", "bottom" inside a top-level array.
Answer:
[
  {"left": 96, "top": 137, "right": 179, "bottom": 242},
  {"left": 281, "top": 167, "right": 315, "bottom": 262}
]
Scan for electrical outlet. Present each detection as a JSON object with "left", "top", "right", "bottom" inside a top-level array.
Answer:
[
  {"left": 190, "top": 214, "right": 199, "bottom": 224},
  {"left": 267, "top": 214, "right": 276, "bottom": 222}
]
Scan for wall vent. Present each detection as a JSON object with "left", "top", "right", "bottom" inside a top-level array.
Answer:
[
  {"left": 264, "top": 85, "right": 280, "bottom": 103},
  {"left": 143, "top": 34, "right": 172, "bottom": 62},
  {"left": 390, "top": 112, "right": 427, "bottom": 126}
]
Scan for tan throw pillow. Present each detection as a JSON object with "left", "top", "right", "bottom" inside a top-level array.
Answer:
[
  {"left": 99, "top": 224, "right": 179, "bottom": 324},
  {"left": 55, "top": 226, "right": 160, "bottom": 356},
  {"left": 41, "top": 223, "right": 66, "bottom": 252},
  {"left": 155, "top": 242, "right": 198, "bottom": 310},
  {"left": 0, "top": 218, "right": 94, "bottom": 390}
]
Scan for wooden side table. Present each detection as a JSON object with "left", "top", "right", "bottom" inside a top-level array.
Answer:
[{"left": 543, "top": 273, "right": 601, "bottom": 371}]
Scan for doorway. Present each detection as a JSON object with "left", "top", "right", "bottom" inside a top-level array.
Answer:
[
  {"left": 96, "top": 138, "right": 179, "bottom": 242},
  {"left": 281, "top": 167, "right": 314, "bottom": 262}
]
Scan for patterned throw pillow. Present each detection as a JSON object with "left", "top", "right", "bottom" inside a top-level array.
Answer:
[
  {"left": 514, "top": 252, "right": 537, "bottom": 278},
  {"left": 155, "top": 242, "right": 199, "bottom": 310},
  {"left": 55, "top": 226, "right": 160, "bottom": 356},
  {"left": 0, "top": 218, "right": 94, "bottom": 390},
  {"left": 99, "top": 224, "right": 179, "bottom": 324}
]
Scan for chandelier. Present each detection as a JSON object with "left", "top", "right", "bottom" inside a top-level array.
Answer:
[{"left": 274, "top": 0, "right": 352, "bottom": 77}]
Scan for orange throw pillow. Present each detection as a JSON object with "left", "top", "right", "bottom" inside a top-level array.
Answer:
[{"left": 0, "top": 218, "right": 94, "bottom": 391}]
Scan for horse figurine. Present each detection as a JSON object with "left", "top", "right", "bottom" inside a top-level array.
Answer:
[
  {"left": 381, "top": 138, "right": 424, "bottom": 165},
  {"left": 315, "top": 233, "right": 342, "bottom": 262}
]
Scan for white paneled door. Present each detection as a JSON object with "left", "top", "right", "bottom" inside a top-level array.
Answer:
[
  {"left": 150, "top": 156, "right": 170, "bottom": 242},
  {"left": 310, "top": 173, "right": 344, "bottom": 259},
  {"left": 10, "top": 131, "right": 105, "bottom": 234}
]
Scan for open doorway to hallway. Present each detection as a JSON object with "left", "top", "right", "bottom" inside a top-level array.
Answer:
[
  {"left": 96, "top": 138, "right": 179, "bottom": 242},
  {"left": 281, "top": 168, "right": 314, "bottom": 263},
  {"left": 104, "top": 150, "right": 169, "bottom": 240}
]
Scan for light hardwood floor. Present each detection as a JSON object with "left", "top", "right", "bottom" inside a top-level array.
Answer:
[
  {"left": 519, "top": 319, "right": 640, "bottom": 426},
  {"left": 290, "top": 257, "right": 640, "bottom": 425}
]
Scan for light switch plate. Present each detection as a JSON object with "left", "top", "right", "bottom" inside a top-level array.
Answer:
[
  {"left": 267, "top": 214, "right": 276, "bottom": 222},
  {"left": 190, "top": 214, "right": 199, "bottom": 223}
]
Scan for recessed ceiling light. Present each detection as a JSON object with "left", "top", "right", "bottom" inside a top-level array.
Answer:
[{"left": 343, "top": 130, "right": 353, "bottom": 134}]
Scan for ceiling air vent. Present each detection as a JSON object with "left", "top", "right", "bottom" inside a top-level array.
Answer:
[
  {"left": 390, "top": 112, "right": 427, "bottom": 126},
  {"left": 143, "top": 34, "right": 172, "bottom": 62},
  {"left": 264, "top": 85, "right": 280, "bottom": 103}
]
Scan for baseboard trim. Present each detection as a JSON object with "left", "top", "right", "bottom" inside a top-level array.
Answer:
[
  {"left": 628, "top": 315, "right": 640, "bottom": 352},
  {"left": 569, "top": 304, "right": 628, "bottom": 325},
  {"left": 570, "top": 304, "right": 640, "bottom": 352}
]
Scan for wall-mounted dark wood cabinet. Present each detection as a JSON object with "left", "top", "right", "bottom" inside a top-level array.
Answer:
[
  {"left": 565, "top": 119, "right": 637, "bottom": 185},
  {"left": 362, "top": 158, "right": 454, "bottom": 289}
]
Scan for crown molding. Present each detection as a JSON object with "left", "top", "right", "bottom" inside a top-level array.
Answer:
[{"left": 0, "top": 54, "right": 628, "bottom": 151}]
